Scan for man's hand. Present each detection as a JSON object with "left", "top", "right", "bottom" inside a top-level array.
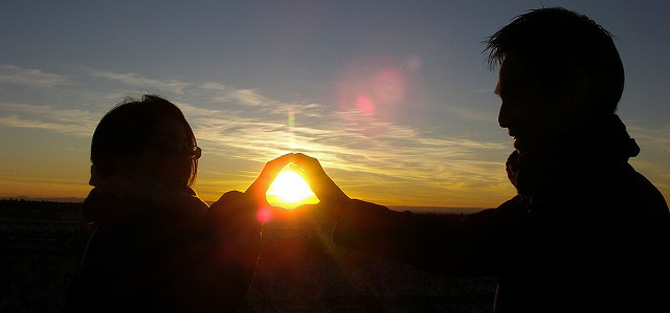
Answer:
[{"left": 291, "top": 153, "right": 351, "bottom": 221}]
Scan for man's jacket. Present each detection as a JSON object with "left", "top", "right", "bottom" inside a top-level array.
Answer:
[{"left": 332, "top": 115, "right": 670, "bottom": 313}]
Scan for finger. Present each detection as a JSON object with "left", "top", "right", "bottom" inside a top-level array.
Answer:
[
  {"left": 290, "top": 153, "right": 323, "bottom": 188},
  {"left": 210, "top": 190, "right": 246, "bottom": 212},
  {"left": 207, "top": 190, "right": 254, "bottom": 230},
  {"left": 218, "top": 190, "right": 245, "bottom": 202},
  {"left": 291, "top": 153, "right": 349, "bottom": 204},
  {"left": 245, "top": 153, "right": 293, "bottom": 196},
  {"left": 291, "top": 153, "right": 325, "bottom": 182},
  {"left": 292, "top": 153, "right": 323, "bottom": 174},
  {"left": 292, "top": 203, "right": 319, "bottom": 216},
  {"left": 288, "top": 163, "right": 303, "bottom": 174},
  {"left": 289, "top": 163, "right": 310, "bottom": 185},
  {"left": 291, "top": 165, "right": 331, "bottom": 203}
]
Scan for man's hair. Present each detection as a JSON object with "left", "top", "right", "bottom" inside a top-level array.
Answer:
[
  {"left": 91, "top": 94, "right": 198, "bottom": 186},
  {"left": 485, "top": 7, "right": 624, "bottom": 115}
]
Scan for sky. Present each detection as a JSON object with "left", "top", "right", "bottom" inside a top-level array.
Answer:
[{"left": 1, "top": 1, "right": 669, "bottom": 209}]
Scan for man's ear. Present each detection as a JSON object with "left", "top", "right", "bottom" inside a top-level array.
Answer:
[{"left": 566, "top": 70, "right": 591, "bottom": 114}]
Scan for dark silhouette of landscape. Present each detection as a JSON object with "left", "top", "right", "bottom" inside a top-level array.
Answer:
[{"left": 0, "top": 199, "right": 495, "bottom": 313}]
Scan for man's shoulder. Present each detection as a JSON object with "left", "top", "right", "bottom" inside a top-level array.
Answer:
[
  {"left": 618, "top": 164, "right": 669, "bottom": 215},
  {"left": 564, "top": 162, "right": 668, "bottom": 216},
  {"left": 495, "top": 195, "right": 529, "bottom": 212}
]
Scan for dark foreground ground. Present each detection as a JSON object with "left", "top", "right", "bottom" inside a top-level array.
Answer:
[{"left": 0, "top": 199, "right": 496, "bottom": 313}]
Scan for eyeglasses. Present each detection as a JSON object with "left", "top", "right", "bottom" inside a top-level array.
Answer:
[
  {"left": 184, "top": 146, "right": 202, "bottom": 160},
  {"left": 149, "top": 142, "right": 202, "bottom": 160}
]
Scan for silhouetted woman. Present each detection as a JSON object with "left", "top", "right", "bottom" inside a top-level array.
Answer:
[{"left": 64, "top": 95, "right": 290, "bottom": 313}]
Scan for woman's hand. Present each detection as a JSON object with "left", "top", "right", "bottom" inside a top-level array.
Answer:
[
  {"left": 200, "top": 155, "right": 292, "bottom": 313},
  {"left": 209, "top": 154, "right": 293, "bottom": 230},
  {"left": 245, "top": 154, "right": 294, "bottom": 207}
]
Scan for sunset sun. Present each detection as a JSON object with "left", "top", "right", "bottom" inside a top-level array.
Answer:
[{"left": 267, "top": 170, "right": 317, "bottom": 209}]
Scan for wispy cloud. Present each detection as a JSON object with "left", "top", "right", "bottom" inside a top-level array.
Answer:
[
  {"left": 442, "top": 104, "right": 493, "bottom": 122},
  {"left": 0, "top": 102, "right": 97, "bottom": 136},
  {"left": 198, "top": 82, "right": 305, "bottom": 108},
  {"left": 0, "top": 65, "right": 72, "bottom": 87},
  {"left": 231, "top": 89, "right": 272, "bottom": 106},
  {"left": 0, "top": 115, "right": 91, "bottom": 134},
  {"left": 89, "top": 70, "right": 190, "bottom": 94}
]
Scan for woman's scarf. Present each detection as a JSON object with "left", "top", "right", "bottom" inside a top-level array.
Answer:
[{"left": 84, "top": 167, "right": 208, "bottom": 224}]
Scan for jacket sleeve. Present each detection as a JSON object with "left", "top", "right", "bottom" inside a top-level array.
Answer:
[
  {"left": 332, "top": 198, "right": 523, "bottom": 277},
  {"left": 158, "top": 194, "right": 263, "bottom": 313}
]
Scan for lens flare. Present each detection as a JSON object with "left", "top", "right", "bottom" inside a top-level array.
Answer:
[
  {"left": 406, "top": 55, "right": 422, "bottom": 72},
  {"left": 356, "top": 96, "right": 375, "bottom": 114},
  {"left": 256, "top": 206, "right": 273, "bottom": 224},
  {"left": 334, "top": 54, "right": 424, "bottom": 125},
  {"left": 288, "top": 110, "right": 295, "bottom": 128},
  {"left": 373, "top": 68, "right": 407, "bottom": 105}
]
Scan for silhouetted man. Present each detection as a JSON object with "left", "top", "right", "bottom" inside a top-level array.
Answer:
[{"left": 292, "top": 8, "right": 670, "bottom": 313}]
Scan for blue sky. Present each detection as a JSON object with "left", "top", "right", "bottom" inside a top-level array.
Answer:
[{"left": 1, "top": 1, "right": 669, "bottom": 208}]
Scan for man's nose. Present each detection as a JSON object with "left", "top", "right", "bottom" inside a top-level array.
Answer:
[{"left": 498, "top": 103, "right": 511, "bottom": 129}]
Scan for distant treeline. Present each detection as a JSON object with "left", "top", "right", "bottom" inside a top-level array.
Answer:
[
  {"left": 389, "top": 206, "right": 484, "bottom": 215},
  {"left": 0, "top": 199, "right": 478, "bottom": 216},
  {"left": 0, "top": 199, "right": 83, "bottom": 218}
]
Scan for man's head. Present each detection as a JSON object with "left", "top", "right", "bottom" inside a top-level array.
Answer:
[{"left": 486, "top": 8, "right": 624, "bottom": 147}]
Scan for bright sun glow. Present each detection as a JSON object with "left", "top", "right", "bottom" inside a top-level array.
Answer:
[{"left": 267, "top": 170, "right": 316, "bottom": 204}]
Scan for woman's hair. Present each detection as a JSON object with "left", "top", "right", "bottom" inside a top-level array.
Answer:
[{"left": 91, "top": 94, "right": 198, "bottom": 186}]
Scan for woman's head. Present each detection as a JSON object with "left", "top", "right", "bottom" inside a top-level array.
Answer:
[{"left": 91, "top": 95, "right": 200, "bottom": 190}]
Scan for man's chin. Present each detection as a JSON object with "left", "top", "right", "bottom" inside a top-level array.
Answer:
[
  {"left": 506, "top": 130, "right": 532, "bottom": 150},
  {"left": 511, "top": 135, "right": 534, "bottom": 151},
  {"left": 507, "top": 132, "right": 520, "bottom": 143},
  {"left": 507, "top": 129, "right": 521, "bottom": 140}
]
